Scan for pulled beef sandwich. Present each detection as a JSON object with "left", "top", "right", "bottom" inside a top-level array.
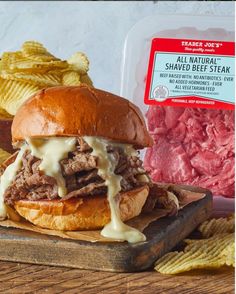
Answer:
[{"left": 0, "top": 85, "right": 158, "bottom": 243}]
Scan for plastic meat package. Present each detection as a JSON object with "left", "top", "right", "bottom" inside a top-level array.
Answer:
[
  {"left": 120, "top": 15, "right": 235, "bottom": 203},
  {"left": 145, "top": 106, "right": 234, "bottom": 198}
]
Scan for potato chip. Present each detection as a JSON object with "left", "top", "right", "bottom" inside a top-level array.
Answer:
[
  {"left": 67, "top": 52, "right": 89, "bottom": 74},
  {"left": 22, "top": 41, "right": 49, "bottom": 55},
  {"left": 155, "top": 233, "right": 234, "bottom": 274},
  {"left": 1, "top": 51, "right": 68, "bottom": 73},
  {"left": 80, "top": 74, "right": 93, "bottom": 87},
  {"left": 0, "top": 78, "right": 40, "bottom": 115},
  {"left": 1, "top": 51, "right": 34, "bottom": 71},
  {"left": 199, "top": 216, "right": 235, "bottom": 238},
  {"left": 0, "top": 107, "right": 13, "bottom": 119},
  {"left": 1, "top": 71, "right": 61, "bottom": 87},
  {"left": 22, "top": 41, "right": 59, "bottom": 62},
  {"left": 62, "top": 71, "right": 81, "bottom": 86},
  {"left": 0, "top": 52, "right": 21, "bottom": 71},
  {"left": 0, "top": 148, "right": 11, "bottom": 165},
  {"left": 220, "top": 242, "right": 235, "bottom": 267}
]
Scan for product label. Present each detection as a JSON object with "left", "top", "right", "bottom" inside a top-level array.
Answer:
[{"left": 144, "top": 38, "right": 235, "bottom": 110}]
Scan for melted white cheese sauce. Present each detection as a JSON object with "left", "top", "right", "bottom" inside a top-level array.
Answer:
[
  {"left": 83, "top": 136, "right": 146, "bottom": 243},
  {"left": 27, "top": 137, "right": 76, "bottom": 197},
  {"left": 0, "top": 144, "right": 28, "bottom": 219}
]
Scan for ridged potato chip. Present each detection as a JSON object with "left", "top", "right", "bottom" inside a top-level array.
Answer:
[
  {"left": 1, "top": 71, "right": 61, "bottom": 87},
  {"left": 67, "top": 52, "right": 89, "bottom": 74},
  {"left": 22, "top": 41, "right": 49, "bottom": 55},
  {"left": 62, "top": 71, "right": 81, "bottom": 86},
  {"left": 199, "top": 215, "right": 235, "bottom": 238},
  {"left": 22, "top": 41, "right": 59, "bottom": 62},
  {"left": 155, "top": 233, "right": 234, "bottom": 274},
  {"left": 1, "top": 51, "right": 36, "bottom": 71},
  {"left": 1, "top": 51, "right": 68, "bottom": 73},
  {"left": 0, "top": 148, "right": 11, "bottom": 165},
  {"left": 0, "top": 78, "right": 40, "bottom": 115},
  {"left": 220, "top": 242, "right": 235, "bottom": 267}
]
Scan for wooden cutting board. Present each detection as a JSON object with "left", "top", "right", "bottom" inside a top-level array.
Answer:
[{"left": 0, "top": 186, "right": 212, "bottom": 273}]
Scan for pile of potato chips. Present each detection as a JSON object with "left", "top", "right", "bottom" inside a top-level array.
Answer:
[
  {"left": 155, "top": 214, "right": 235, "bottom": 274},
  {"left": 0, "top": 41, "right": 93, "bottom": 115}
]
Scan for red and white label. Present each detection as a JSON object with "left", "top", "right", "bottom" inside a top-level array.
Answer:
[{"left": 144, "top": 38, "right": 235, "bottom": 110}]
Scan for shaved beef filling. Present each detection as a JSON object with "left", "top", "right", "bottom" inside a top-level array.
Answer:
[{"left": 4, "top": 138, "right": 148, "bottom": 206}]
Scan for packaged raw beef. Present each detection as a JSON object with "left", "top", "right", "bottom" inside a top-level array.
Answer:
[
  {"left": 145, "top": 107, "right": 234, "bottom": 198},
  {"left": 120, "top": 15, "right": 235, "bottom": 201}
]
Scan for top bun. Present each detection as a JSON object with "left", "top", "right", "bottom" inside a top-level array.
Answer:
[{"left": 12, "top": 85, "right": 153, "bottom": 148}]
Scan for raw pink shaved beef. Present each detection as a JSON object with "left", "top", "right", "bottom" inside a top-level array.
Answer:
[{"left": 144, "top": 106, "right": 235, "bottom": 198}]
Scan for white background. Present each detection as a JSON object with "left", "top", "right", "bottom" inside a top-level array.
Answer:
[{"left": 0, "top": 1, "right": 234, "bottom": 95}]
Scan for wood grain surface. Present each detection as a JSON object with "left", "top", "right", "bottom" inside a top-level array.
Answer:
[{"left": 0, "top": 260, "right": 234, "bottom": 294}]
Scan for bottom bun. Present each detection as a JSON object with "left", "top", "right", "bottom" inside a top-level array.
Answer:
[{"left": 14, "top": 185, "right": 149, "bottom": 231}]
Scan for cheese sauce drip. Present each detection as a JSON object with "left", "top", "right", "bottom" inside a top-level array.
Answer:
[
  {"left": 27, "top": 137, "right": 76, "bottom": 197},
  {"left": 0, "top": 144, "right": 28, "bottom": 218},
  {"left": 83, "top": 136, "right": 146, "bottom": 243}
]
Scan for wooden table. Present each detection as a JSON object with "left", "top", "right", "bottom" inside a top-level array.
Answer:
[{"left": 0, "top": 261, "right": 234, "bottom": 293}]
